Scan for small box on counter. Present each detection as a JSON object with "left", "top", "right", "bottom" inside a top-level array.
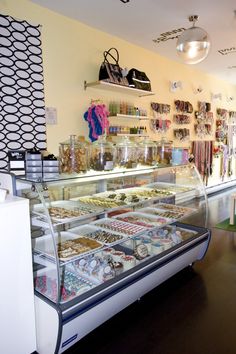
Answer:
[
  {"left": 26, "top": 160, "right": 43, "bottom": 168},
  {"left": 26, "top": 166, "right": 43, "bottom": 173},
  {"left": 43, "top": 172, "right": 60, "bottom": 179},
  {"left": 8, "top": 150, "right": 26, "bottom": 175},
  {"left": 25, "top": 149, "right": 43, "bottom": 179},
  {"left": 43, "top": 166, "right": 59, "bottom": 173},
  {"left": 26, "top": 172, "right": 43, "bottom": 180},
  {"left": 43, "top": 160, "right": 59, "bottom": 167},
  {"left": 43, "top": 154, "right": 59, "bottom": 179},
  {"left": 26, "top": 150, "right": 42, "bottom": 160}
]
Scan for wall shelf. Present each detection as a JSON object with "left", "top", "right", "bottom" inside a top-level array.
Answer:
[
  {"left": 109, "top": 114, "right": 149, "bottom": 120},
  {"left": 84, "top": 80, "right": 155, "bottom": 97},
  {"left": 110, "top": 133, "right": 149, "bottom": 137}
]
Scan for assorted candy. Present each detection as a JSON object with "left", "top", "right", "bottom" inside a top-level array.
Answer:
[
  {"left": 35, "top": 188, "right": 198, "bottom": 304},
  {"left": 86, "top": 230, "right": 124, "bottom": 244},
  {"left": 95, "top": 219, "right": 147, "bottom": 235}
]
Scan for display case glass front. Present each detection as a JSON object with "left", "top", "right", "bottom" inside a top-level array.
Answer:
[{"left": 16, "top": 163, "right": 208, "bottom": 307}]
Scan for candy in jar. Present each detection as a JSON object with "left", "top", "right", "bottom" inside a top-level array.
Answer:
[{"left": 59, "top": 135, "right": 88, "bottom": 173}]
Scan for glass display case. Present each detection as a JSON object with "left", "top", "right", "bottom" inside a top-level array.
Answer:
[{"left": 15, "top": 163, "right": 210, "bottom": 354}]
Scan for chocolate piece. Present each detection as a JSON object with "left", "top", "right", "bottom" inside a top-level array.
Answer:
[{"left": 134, "top": 244, "right": 148, "bottom": 260}]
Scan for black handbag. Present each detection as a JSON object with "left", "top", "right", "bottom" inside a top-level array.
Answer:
[
  {"left": 99, "top": 48, "right": 129, "bottom": 86},
  {"left": 126, "top": 68, "right": 151, "bottom": 91}
]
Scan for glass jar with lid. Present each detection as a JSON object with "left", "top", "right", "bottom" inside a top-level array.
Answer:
[
  {"left": 116, "top": 136, "right": 138, "bottom": 169},
  {"left": 138, "top": 138, "right": 157, "bottom": 166},
  {"left": 59, "top": 135, "right": 88, "bottom": 174},
  {"left": 156, "top": 138, "right": 173, "bottom": 165},
  {"left": 89, "top": 135, "right": 115, "bottom": 171}
]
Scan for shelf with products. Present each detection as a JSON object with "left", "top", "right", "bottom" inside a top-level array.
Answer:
[
  {"left": 84, "top": 80, "right": 155, "bottom": 97},
  {"left": 11, "top": 164, "right": 210, "bottom": 353},
  {"left": 110, "top": 133, "right": 149, "bottom": 137},
  {"left": 109, "top": 113, "right": 149, "bottom": 120}
]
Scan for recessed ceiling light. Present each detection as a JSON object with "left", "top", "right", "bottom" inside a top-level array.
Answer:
[{"left": 120, "top": 0, "right": 130, "bottom": 3}]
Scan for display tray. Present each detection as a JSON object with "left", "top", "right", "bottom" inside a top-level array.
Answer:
[
  {"left": 156, "top": 203, "right": 197, "bottom": 215},
  {"left": 146, "top": 182, "right": 194, "bottom": 194},
  {"left": 76, "top": 195, "right": 127, "bottom": 209},
  {"left": 103, "top": 187, "right": 173, "bottom": 199},
  {"left": 139, "top": 206, "right": 188, "bottom": 219},
  {"left": 112, "top": 211, "right": 172, "bottom": 228},
  {"left": 34, "top": 269, "right": 98, "bottom": 303},
  {"left": 144, "top": 224, "right": 198, "bottom": 242},
  {"left": 92, "top": 217, "right": 148, "bottom": 236},
  {"left": 32, "top": 200, "right": 104, "bottom": 225},
  {"left": 34, "top": 231, "right": 103, "bottom": 262},
  {"left": 68, "top": 224, "right": 128, "bottom": 247},
  {"left": 76, "top": 187, "right": 173, "bottom": 211}
]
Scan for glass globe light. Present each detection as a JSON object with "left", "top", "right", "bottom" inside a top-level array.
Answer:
[{"left": 176, "top": 16, "right": 211, "bottom": 64}]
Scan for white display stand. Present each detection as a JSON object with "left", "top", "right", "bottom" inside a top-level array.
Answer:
[{"left": 0, "top": 196, "right": 36, "bottom": 354}]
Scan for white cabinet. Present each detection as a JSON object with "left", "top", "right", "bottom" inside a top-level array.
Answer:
[{"left": 0, "top": 196, "right": 36, "bottom": 354}]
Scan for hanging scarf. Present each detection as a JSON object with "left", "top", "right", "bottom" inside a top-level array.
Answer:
[
  {"left": 84, "top": 103, "right": 109, "bottom": 142},
  {"left": 192, "top": 141, "right": 213, "bottom": 185}
]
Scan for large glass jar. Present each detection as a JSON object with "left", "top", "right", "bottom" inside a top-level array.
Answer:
[
  {"left": 156, "top": 138, "right": 173, "bottom": 165},
  {"left": 138, "top": 138, "right": 157, "bottom": 166},
  {"left": 89, "top": 135, "right": 115, "bottom": 171},
  {"left": 116, "top": 136, "right": 138, "bottom": 169},
  {"left": 59, "top": 135, "right": 88, "bottom": 173}
]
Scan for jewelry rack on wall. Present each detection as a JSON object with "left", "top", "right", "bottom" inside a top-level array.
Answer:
[
  {"left": 194, "top": 101, "right": 214, "bottom": 139},
  {"left": 173, "top": 128, "right": 190, "bottom": 141},
  {"left": 150, "top": 102, "right": 171, "bottom": 133},
  {"left": 215, "top": 108, "right": 228, "bottom": 142},
  {"left": 173, "top": 100, "right": 193, "bottom": 142}
]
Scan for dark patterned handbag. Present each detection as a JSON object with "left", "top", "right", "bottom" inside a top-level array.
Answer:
[
  {"left": 99, "top": 48, "right": 129, "bottom": 86},
  {"left": 126, "top": 68, "right": 151, "bottom": 91}
]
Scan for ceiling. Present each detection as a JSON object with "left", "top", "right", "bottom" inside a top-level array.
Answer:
[{"left": 31, "top": 0, "right": 236, "bottom": 85}]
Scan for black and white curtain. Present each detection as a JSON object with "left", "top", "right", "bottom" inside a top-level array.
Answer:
[{"left": 0, "top": 14, "right": 47, "bottom": 170}]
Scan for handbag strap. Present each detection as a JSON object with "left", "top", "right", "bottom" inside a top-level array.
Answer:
[{"left": 103, "top": 47, "right": 119, "bottom": 64}]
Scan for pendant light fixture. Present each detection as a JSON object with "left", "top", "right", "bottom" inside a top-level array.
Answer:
[{"left": 176, "top": 15, "right": 211, "bottom": 64}]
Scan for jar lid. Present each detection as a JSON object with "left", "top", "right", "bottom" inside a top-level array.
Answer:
[
  {"left": 92, "top": 135, "right": 114, "bottom": 148},
  {"left": 117, "top": 135, "right": 138, "bottom": 148},
  {"left": 60, "top": 135, "right": 86, "bottom": 147},
  {"left": 156, "top": 137, "right": 173, "bottom": 146},
  {"left": 138, "top": 137, "right": 156, "bottom": 148}
]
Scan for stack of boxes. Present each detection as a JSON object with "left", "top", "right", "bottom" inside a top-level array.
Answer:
[
  {"left": 25, "top": 151, "right": 42, "bottom": 180},
  {"left": 25, "top": 150, "right": 59, "bottom": 180},
  {"left": 42, "top": 156, "right": 59, "bottom": 179}
]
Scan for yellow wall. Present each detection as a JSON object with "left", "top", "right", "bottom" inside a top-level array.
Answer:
[{"left": 2, "top": 0, "right": 236, "bottom": 156}]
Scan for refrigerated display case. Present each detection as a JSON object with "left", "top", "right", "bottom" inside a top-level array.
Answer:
[{"left": 15, "top": 163, "right": 210, "bottom": 354}]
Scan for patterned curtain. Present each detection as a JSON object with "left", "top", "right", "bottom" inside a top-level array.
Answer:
[{"left": 0, "top": 14, "right": 47, "bottom": 170}]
